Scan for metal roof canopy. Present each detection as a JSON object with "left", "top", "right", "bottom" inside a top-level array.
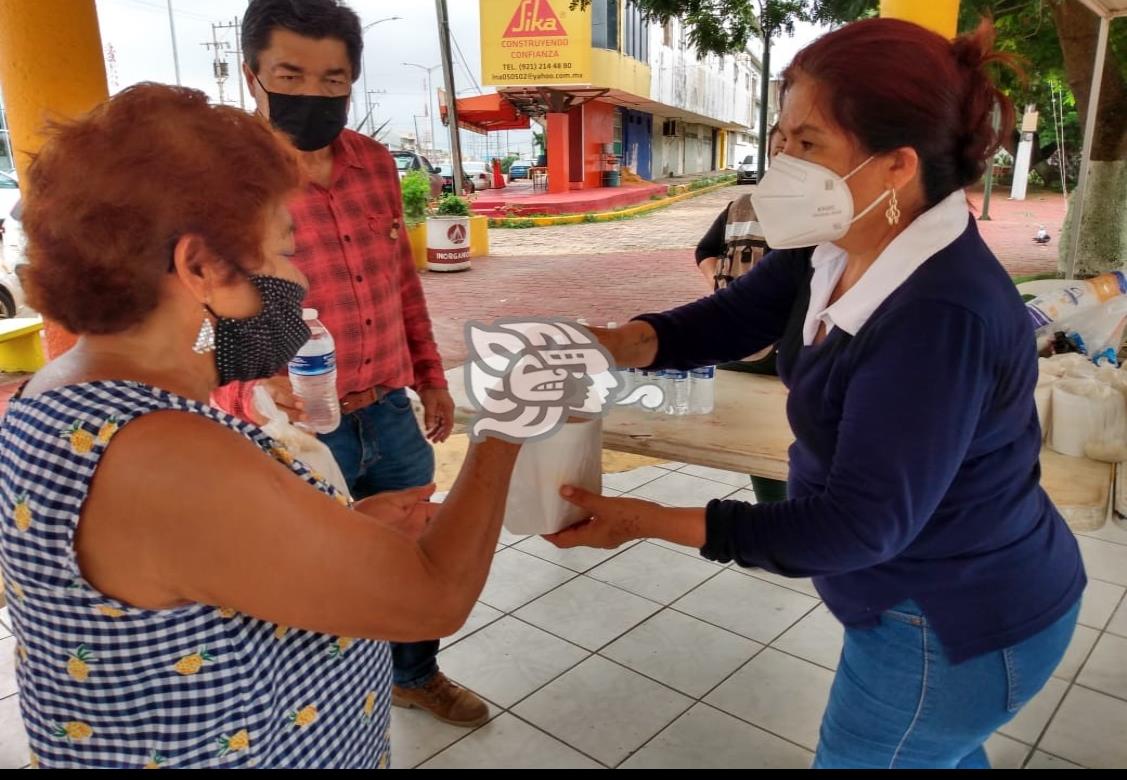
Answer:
[
  {"left": 1065, "top": 0, "right": 1126, "bottom": 278},
  {"left": 498, "top": 87, "right": 611, "bottom": 119}
]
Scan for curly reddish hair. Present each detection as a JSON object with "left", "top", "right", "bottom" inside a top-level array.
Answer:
[
  {"left": 22, "top": 83, "right": 302, "bottom": 334},
  {"left": 784, "top": 18, "right": 1019, "bottom": 207}
]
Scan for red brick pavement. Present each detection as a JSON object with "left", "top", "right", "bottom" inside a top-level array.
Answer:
[
  {"left": 966, "top": 185, "right": 1066, "bottom": 278},
  {"left": 421, "top": 249, "right": 706, "bottom": 367},
  {"left": 422, "top": 186, "right": 1069, "bottom": 368}
]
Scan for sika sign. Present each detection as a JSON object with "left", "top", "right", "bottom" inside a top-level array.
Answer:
[{"left": 480, "top": 0, "right": 591, "bottom": 86}]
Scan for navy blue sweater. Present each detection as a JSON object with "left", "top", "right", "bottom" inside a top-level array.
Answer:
[{"left": 636, "top": 221, "right": 1085, "bottom": 663}]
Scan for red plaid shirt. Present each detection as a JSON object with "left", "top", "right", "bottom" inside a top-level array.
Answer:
[{"left": 290, "top": 130, "right": 446, "bottom": 396}]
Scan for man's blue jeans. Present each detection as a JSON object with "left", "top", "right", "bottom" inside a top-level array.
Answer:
[{"left": 319, "top": 389, "right": 439, "bottom": 688}]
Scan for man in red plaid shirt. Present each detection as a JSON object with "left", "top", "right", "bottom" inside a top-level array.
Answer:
[{"left": 213, "top": 0, "right": 487, "bottom": 728}]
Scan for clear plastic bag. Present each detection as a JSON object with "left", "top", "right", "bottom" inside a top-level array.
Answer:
[{"left": 1057, "top": 297, "right": 1127, "bottom": 366}]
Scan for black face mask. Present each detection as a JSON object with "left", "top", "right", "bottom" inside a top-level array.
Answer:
[
  {"left": 210, "top": 275, "right": 311, "bottom": 386},
  {"left": 256, "top": 75, "right": 350, "bottom": 151}
]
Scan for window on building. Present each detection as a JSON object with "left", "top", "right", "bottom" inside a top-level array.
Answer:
[
  {"left": 663, "top": 20, "right": 672, "bottom": 47},
  {"left": 624, "top": 2, "right": 633, "bottom": 55},
  {"left": 591, "top": 0, "right": 619, "bottom": 50},
  {"left": 616, "top": 1, "right": 648, "bottom": 61}
]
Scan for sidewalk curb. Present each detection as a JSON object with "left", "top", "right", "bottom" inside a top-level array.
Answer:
[{"left": 486, "top": 176, "right": 738, "bottom": 229}]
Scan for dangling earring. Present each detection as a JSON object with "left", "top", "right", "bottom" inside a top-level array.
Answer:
[
  {"left": 885, "top": 188, "right": 901, "bottom": 226},
  {"left": 193, "top": 307, "right": 216, "bottom": 354}
]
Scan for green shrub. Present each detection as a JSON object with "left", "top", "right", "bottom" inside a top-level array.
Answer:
[{"left": 401, "top": 169, "right": 431, "bottom": 226}]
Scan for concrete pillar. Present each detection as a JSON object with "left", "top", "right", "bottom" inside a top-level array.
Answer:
[
  {"left": 0, "top": 0, "right": 109, "bottom": 357},
  {"left": 879, "top": 0, "right": 959, "bottom": 38},
  {"left": 546, "top": 112, "right": 570, "bottom": 195}
]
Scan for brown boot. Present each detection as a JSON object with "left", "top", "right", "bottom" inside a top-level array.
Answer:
[{"left": 391, "top": 672, "right": 489, "bottom": 728}]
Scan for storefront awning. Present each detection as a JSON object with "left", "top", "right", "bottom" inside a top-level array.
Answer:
[{"left": 439, "top": 92, "right": 530, "bottom": 135}]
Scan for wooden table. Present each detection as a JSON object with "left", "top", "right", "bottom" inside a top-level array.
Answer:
[{"left": 445, "top": 366, "right": 1113, "bottom": 530}]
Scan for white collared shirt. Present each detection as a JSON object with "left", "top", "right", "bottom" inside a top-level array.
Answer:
[{"left": 802, "top": 189, "right": 971, "bottom": 345}]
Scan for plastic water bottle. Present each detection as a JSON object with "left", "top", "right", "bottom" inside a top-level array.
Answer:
[
  {"left": 664, "top": 370, "right": 690, "bottom": 416},
  {"left": 690, "top": 366, "right": 716, "bottom": 414},
  {"left": 288, "top": 308, "right": 341, "bottom": 434}
]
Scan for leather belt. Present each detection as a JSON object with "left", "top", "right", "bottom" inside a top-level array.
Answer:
[{"left": 339, "top": 386, "right": 395, "bottom": 415}]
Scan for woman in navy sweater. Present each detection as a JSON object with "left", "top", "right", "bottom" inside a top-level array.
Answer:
[{"left": 549, "top": 18, "right": 1085, "bottom": 769}]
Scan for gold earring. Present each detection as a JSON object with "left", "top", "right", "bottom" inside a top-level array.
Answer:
[{"left": 885, "top": 188, "right": 901, "bottom": 226}]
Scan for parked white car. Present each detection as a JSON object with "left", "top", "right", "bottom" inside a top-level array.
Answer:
[
  {"left": 0, "top": 170, "right": 19, "bottom": 225},
  {"left": 462, "top": 161, "right": 493, "bottom": 191},
  {"left": 0, "top": 171, "right": 31, "bottom": 318}
]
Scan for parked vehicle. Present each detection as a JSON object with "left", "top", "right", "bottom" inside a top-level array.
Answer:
[
  {"left": 437, "top": 164, "right": 476, "bottom": 195},
  {"left": 0, "top": 183, "right": 30, "bottom": 319},
  {"left": 507, "top": 160, "right": 537, "bottom": 180},
  {"left": 391, "top": 151, "right": 444, "bottom": 199},
  {"left": 737, "top": 155, "right": 759, "bottom": 184},
  {"left": 462, "top": 161, "right": 492, "bottom": 191}
]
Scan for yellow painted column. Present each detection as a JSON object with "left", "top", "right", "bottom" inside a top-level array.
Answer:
[
  {"left": 880, "top": 0, "right": 959, "bottom": 38},
  {"left": 0, "top": 0, "right": 109, "bottom": 357}
]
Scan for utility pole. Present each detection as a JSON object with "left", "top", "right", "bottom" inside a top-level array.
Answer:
[
  {"left": 435, "top": 0, "right": 464, "bottom": 194},
  {"left": 166, "top": 0, "right": 182, "bottom": 85},
  {"left": 201, "top": 25, "right": 231, "bottom": 105},
  {"left": 213, "top": 18, "right": 245, "bottom": 109},
  {"left": 755, "top": 30, "right": 771, "bottom": 181},
  {"left": 980, "top": 105, "right": 1000, "bottom": 222},
  {"left": 360, "top": 18, "right": 402, "bottom": 131},
  {"left": 360, "top": 89, "right": 386, "bottom": 134},
  {"left": 404, "top": 62, "right": 441, "bottom": 157},
  {"left": 105, "top": 43, "right": 120, "bottom": 90}
]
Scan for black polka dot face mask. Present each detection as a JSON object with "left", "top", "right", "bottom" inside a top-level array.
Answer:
[{"left": 208, "top": 274, "right": 311, "bottom": 386}]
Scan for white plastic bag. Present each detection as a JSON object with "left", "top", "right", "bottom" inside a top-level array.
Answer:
[
  {"left": 502, "top": 418, "right": 603, "bottom": 535},
  {"left": 253, "top": 386, "right": 352, "bottom": 500},
  {"left": 1049, "top": 378, "right": 1127, "bottom": 460}
]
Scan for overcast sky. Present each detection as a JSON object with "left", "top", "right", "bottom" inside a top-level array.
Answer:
[{"left": 85, "top": 1, "right": 827, "bottom": 159}]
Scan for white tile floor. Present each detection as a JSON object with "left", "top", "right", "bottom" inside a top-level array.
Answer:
[{"left": 2, "top": 462, "right": 1126, "bottom": 768}]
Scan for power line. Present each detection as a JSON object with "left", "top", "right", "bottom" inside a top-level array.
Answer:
[
  {"left": 449, "top": 30, "right": 483, "bottom": 96},
  {"left": 113, "top": 0, "right": 212, "bottom": 23}
]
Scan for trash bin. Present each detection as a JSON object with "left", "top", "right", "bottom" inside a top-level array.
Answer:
[{"left": 426, "top": 216, "right": 472, "bottom": 272}]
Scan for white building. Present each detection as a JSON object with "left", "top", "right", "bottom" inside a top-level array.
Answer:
[{"left": 648, "top": 18, "right": 763, "bottom": 178}]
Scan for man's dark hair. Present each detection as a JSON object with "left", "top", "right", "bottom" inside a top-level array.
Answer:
[{"left": 242, "top": 0, "right": 363, "bottom": 83}]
